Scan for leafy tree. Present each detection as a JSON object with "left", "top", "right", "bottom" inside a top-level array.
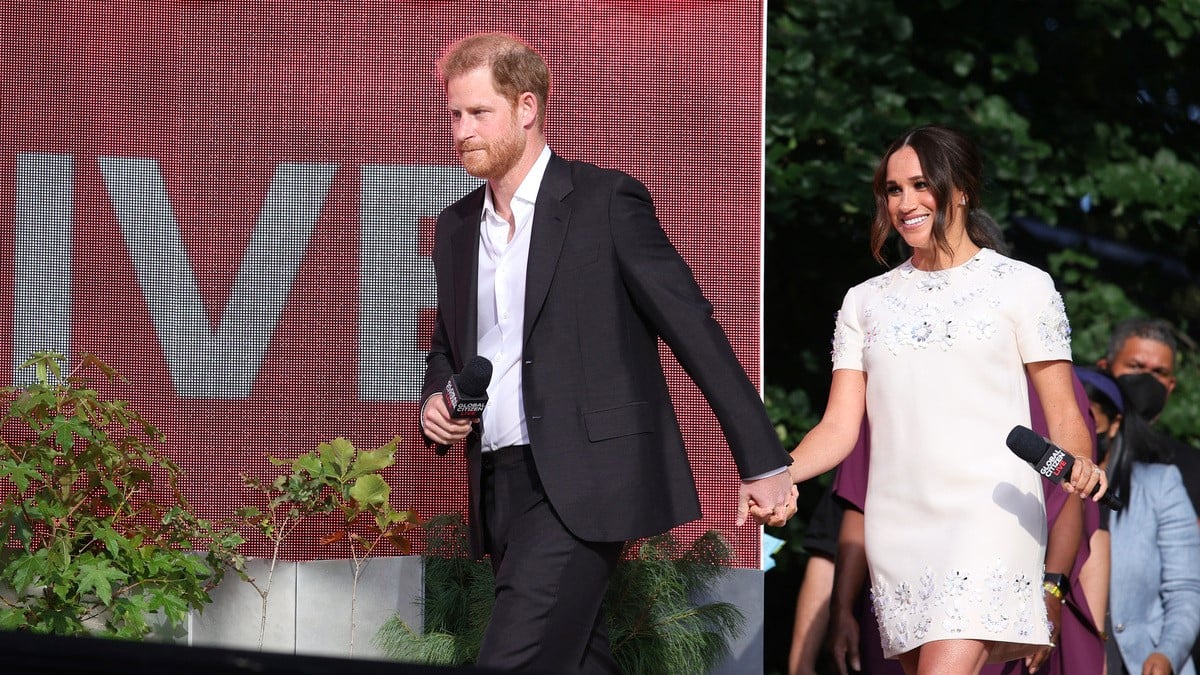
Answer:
[{"left": 238, "top": 436, "right": 420, "bottom": 655}]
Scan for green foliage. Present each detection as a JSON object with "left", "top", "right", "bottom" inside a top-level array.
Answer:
[
  {"left": 764, "top": 384, "right": 819, "bottom": 451},
  {"left": 1051, "top": 250, "right": 1200, "bottom": 446},
  {"left": 238, "top": 436, "right": 422, "bottom": 653},
  {"left": 0, "top": 352, "right": 242, "bottom": 638},
  {"left": 374, "top": 516, "right": 744, "bottom": 675},
  {"left": 373, "top": 513, "right": 491, "bottom": 665},
  {"left": 606, "top": 531, "right": 745, "bottom": 675},
  {"left": 765, "top": 0, "right": 1200, "bottom": 391},
  {"left": 240, "top": 436, "right": 421, "bottom": 559},
  {"left": 1047, "top": 249, "right": 1144, "bottom": 362}
]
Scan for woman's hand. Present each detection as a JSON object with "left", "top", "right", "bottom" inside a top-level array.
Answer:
[{"left": 1066, "top": 453, "right": 1108, "bottom": 501}]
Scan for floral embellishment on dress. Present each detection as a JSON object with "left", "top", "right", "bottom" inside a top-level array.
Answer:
[
  {"left": 1037, "top": 293, "right": 1071, "bottom": 351},
  {"left": 944, "top": 569, "right": 970, "bottom": 597},
  {"left": 831, "top": 310, "right": 849, "bottom": 362},
  {"left": 917, "top": 273, "right": 950, "bottom": 293},
  {"left": 966, "top": 316, "right": 996, "bottom": 340},
  {"left": 981, "top": 560, "right": 1012, "bottom": 633},
  {"left": 918, "top": 568, "right": 936, "bottom": 602},
  {"left": 1013, "top": 572, "right": 1039, "bottom": 637},
  {"left": 884, "top": 303, "right": 957, "bottom": 353},
  {"left": 953, "top": 287, "right": 986, "bottom": 307},
  {"left": 990, "top": 261, "right": 1015, "bottom": 278},
  {"left": 863, "top": 325, "right": 879, "bottom": 348},
  {"left": 867, "top": 272, "right": 895, "bottom": 290},
  {"left": 870, "top": 561, "right": 1050, "bottom": 658}
]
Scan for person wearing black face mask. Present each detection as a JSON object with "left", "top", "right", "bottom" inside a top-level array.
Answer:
[
  {"left": 1097, "top": 318, "right": 1200, "bottom": 530},
  {"left": 1076, "top": 367, "right": 1200, "bottom": 675}
]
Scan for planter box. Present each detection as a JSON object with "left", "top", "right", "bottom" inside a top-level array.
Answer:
[
  {"left": 183, "top": 556, "right": 763, "bottom": 673},
  {"left": 188, "top": 556, "right": 423, "bottom": 659}
]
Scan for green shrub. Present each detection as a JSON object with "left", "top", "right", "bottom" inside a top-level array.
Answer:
[
  {"left": 374, "top": 514, "right": 744, "bottom": 674},
  {"left": 0, "top": 352, "right": 241, "bottom": 638}
]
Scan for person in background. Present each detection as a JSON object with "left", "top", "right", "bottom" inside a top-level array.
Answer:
[
  {"left": 788, "top": 484, "right": 846, "bottom": 675},
  {"left": 1097, "top": 317, "right": 1200, "bottom": 522},
  {"left": 1076, "top": 367, "right": 1200, "bottom": 675},
  {"left": 782, "top": 124, "right": 1104, "bottom": 673},
  {"left": 1098, "top": 316, "right": 1200, "bottom": 669},
  {"left": 418, "top": 32, "right": 796, "bottom": 674}
]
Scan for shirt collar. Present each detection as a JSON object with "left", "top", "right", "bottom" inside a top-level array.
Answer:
[{"left": 482, "top": 143, "right": 552, "bottom": 218}]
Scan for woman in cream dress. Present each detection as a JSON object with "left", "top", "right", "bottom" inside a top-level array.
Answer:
[{"left": 783, "top": 125, "right": 1107, "bottom": 674}]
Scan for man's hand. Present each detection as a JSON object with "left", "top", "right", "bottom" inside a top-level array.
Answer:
[
  {"left": 421, "top": 394, "right": 473, "bottom": 446},
  {"left": 1142, "top": 653, "right": 1173, "bottom": 675},
  {"left": 740, "top": 471, "right": 797, "bottom": 526}
]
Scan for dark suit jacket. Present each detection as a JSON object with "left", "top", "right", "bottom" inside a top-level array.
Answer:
[{"left": 421, "top": 153, "right": 790, "bottom": 557}]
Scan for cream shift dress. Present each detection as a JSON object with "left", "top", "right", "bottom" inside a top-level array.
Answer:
[{"left": 831, "top": 247, "right": 1070, "bottom": 660}]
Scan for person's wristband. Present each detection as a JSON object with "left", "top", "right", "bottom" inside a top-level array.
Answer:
[{"left": 1043, "top": 572, "right": 1067, "bottom": 602}]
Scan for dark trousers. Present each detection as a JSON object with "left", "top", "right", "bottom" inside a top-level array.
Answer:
[{"left": 477, "top": 445, "right": 624, "bottom": 675}]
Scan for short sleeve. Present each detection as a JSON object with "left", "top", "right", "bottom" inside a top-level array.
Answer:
[
  {"left": 1015, "top": 270, "right": 1072, "bottom": 363},
  {"left": 831, "top": 286, "right": 865, "bottom": 371}
]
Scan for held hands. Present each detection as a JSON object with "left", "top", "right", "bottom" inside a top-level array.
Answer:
[
  {"left": 421, "top": 394, "right": 473, "bottom": 446},
  {"left": 739, "top": 471, "right": 798, "bottom": 527}
]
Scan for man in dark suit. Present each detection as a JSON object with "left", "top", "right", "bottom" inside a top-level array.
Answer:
[{"left": 419, "top": 33, "right": 796, "bottom": 674}]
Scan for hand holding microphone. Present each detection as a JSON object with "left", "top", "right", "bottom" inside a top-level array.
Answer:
[
  {"left": 426, "top": 356, "right": 492, "bottom": 456},
  {"left": 1006, "top": 425, "right": 1123, "bottom": 511}
]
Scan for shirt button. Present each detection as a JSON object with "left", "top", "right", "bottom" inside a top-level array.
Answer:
[{"left": 1114, "top": 624, "right": 1125, "bottom": 633}]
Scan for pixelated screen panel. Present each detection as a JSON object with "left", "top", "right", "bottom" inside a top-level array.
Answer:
[{"left": 0, "top": 2, "right": 767, "bottom": 567}]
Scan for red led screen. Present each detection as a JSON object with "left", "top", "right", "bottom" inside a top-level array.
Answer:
[{"left": 1, "top": 2, "right": 768, "bottom": 567}]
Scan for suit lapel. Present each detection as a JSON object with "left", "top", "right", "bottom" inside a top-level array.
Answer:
[
  {"left": 449, "top": 188, "right": 483, "bottom": 366},
  {"left": 524, "top": 155, "right": 573, "bottom": 343}
]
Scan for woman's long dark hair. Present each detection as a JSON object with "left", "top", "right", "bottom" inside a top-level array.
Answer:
[
  {"left": 870, "top": 125, "right": 1007, "bottom": 265},
  {"left": 1081, "top": 371, "right": 1174, "bottom": 515}
]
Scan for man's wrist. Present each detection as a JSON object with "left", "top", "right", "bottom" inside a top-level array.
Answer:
[{"left": 743, "top": 466, "right": 788, "bottom": 482}]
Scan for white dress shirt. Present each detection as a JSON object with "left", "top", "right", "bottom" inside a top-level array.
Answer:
[{"left": 476, "top": 144, "right": 551, "bottom": 451}]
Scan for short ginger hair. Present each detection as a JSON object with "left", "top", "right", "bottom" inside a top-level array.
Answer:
[{"left": 437, "top": 32, "right": 550, "bottom": 129}]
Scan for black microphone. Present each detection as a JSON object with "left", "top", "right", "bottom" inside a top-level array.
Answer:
[
  {"left": 1005, "top": 425, "right": 1124, "bottom": 511},
  {"left": 435, "top": 356, "right": 492, "bottom": 456}
]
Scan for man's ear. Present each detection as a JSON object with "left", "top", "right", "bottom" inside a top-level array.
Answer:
[{"left": 518, "top": 92, "right": 537, "bottom": 128}]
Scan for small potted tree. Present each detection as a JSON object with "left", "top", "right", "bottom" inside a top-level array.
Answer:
[
  {"left": 233, "top": 436, "right": 422, "bottom": 655},
  {"left": 0, "top": 352, "right": 242, "bottom": 639}
]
